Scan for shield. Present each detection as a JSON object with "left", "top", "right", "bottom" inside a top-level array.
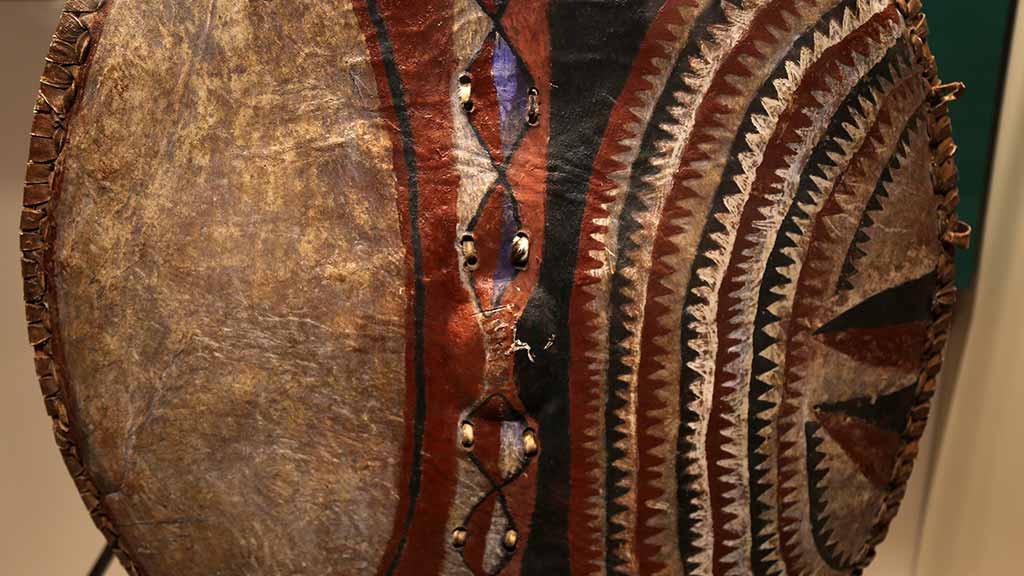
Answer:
[{"left": 20, "top": 1, "right": 969, "bottom": 574}]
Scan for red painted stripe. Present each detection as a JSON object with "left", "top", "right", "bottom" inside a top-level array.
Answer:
[{"left": 354, "top": 2, "right": 487, "bottom": 575}]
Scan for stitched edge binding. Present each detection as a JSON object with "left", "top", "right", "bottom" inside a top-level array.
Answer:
[
  {"left": 19, "top": 1, "right": 144, "bottom": 574},
  {"left": 852, "top": 1, "right": 970, "bottom": 573}
]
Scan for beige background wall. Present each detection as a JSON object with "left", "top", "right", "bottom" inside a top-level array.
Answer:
[
  {"left": 0, "top": 2, "right": 1015, "bottom": 575},
  {"left": 1, "top": 4, "right": 129, "bottom": 574},
  {"left": 916, "top": 2, "right": 1024, "bottom": 573}
]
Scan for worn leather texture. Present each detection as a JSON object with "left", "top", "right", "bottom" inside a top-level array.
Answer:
[{"left": 21, "top": 1, "right": 967, "bottom": 575}]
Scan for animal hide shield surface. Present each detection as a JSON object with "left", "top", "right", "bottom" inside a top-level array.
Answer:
[{"left": 20, "top": 1, "right": 969, "bottom": 575}]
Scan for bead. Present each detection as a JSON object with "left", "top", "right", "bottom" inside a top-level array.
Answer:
[
  {"left": 523, "top": 428, "right": 538, "bottom": 457},
  {"left": 502, "top": 529, "right": 518, "bottom": 551},
  {"left": 460, "top": 421, "right": 475, "bottom": 449},
  {"left": 510, "top": 232, "right": 530, "bottom": 270}
]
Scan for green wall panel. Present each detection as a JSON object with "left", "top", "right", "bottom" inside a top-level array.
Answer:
[{"left": 926, "top": 1, "right": 1018, "bottom": 287}]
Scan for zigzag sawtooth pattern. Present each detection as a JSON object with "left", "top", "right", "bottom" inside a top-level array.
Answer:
[{"left": 565, "top": 0, "right": 965, "bottom": 575}]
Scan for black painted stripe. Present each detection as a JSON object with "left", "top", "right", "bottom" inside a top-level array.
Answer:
[
  {"left": 87, "top": 543, "right": 115, "bottom": 576},
  {"left": 364, "top": 2, "right": 428, "bottom": 574},
  {"left": 515, "top": 1, "right": 663, "bottom": 573},
  {"left": 803, "top": 421, "right": 860, "bottom": 571},
  {"left": 822, "top": 270, "right": 936, "bottom": 333}
]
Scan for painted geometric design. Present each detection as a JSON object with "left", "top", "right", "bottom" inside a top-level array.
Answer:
[
  {"left": 457, "top": 394, "right": 533, "bottom": 576},
  {"left": 554, "top": 1, "right": 955, "bottom": 575},
  {"left": 813, "top": 382, "right": 918, "bottom": 487},
  {"left": 470, "top": 183, "right": 521, "bottom": 307},
  {"left": 460, "top": 1, "right": 536, "bottom": 310},
  {"left": 467, "top": 32, "right": 532, "bottom": 165},
  {"left": 816, "top": 273, "right": 936, "bottom": 370},
  {"left": 26, "top": 1, "right": 966, "bottom": 575},
  {"left": 445, "top": 1, "right": 544, "bottom": 574}
]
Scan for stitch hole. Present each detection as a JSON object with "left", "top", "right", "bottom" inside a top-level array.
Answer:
[
  {"left": 459, "top": 72, "right": 474, "bottom": 113},
  {"left": 502, "top": 529, "right": 518, "bottom": 551},
  {"left": 522, "top": 428, "right": 538, "bottom": 457}
]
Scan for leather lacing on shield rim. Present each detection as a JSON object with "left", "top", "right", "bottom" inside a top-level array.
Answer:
[
  {"left": 849, "top": 1, "right": 971, "bottom": 574},
  {"left": 18, "top": 1, "right": 144, "bottom": 575},
  {"left": 18, "top": 1, "right": 969, "bottom": 575}
]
